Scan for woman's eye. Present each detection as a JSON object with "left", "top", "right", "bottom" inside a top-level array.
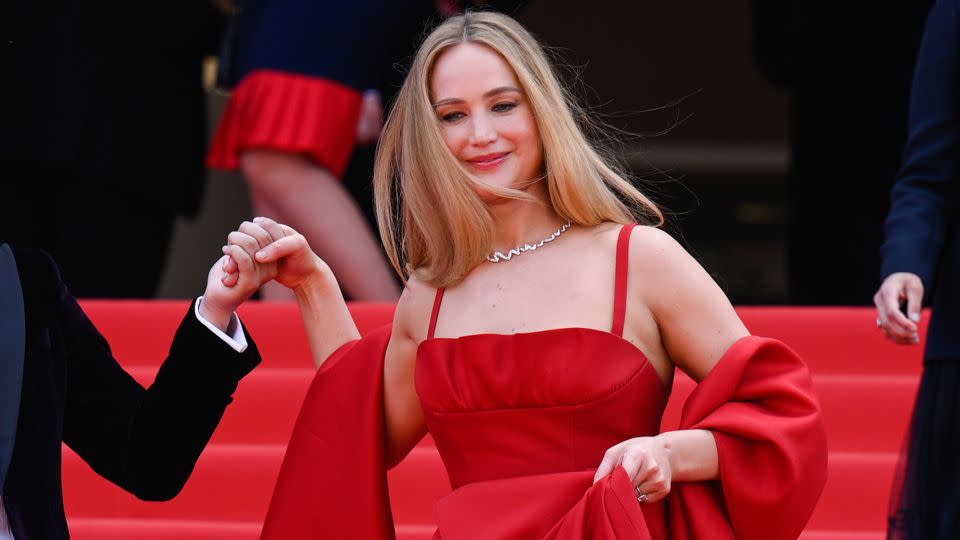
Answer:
[
  {"left": 492, "top": 102, "right": 517, "bottom": 113},
  {"left": 440, "top": 111, "right": 465, "bottom": 123}
]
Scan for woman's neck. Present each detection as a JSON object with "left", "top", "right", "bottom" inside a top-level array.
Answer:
[{"left": 486, "top": 182, "right": 565, "bottom": 252}]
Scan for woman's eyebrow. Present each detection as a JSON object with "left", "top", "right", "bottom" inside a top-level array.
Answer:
[{"left": 432, "top": 86, "right": 522, "bottom": 108}]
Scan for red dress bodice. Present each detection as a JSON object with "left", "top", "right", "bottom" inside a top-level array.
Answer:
[{"left": 417, "top": 327, "right": 668, "bottom": 490}]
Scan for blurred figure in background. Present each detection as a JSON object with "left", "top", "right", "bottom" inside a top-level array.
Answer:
[
  {"left": 0, "top": 1, "right": 226, "bottom": 298},
  {"left": 874, "top": 0, "right": 960, "bottom": 537},
  {"left": 207, "top": 0, "right": 440, "bottom": 301},
  {"left": 751, "top": 0, "right": 933, "bottom": 305}
]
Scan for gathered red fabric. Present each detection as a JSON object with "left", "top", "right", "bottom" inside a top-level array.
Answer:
[
  {"left": 260, "top": 326, "right": 394, "bottom": 540},
  {"left": 207, "top": 69, "right": 361, "bottom": 176},
  {"left": 260, "top": 330, "right": 827, "bottom": 540}
]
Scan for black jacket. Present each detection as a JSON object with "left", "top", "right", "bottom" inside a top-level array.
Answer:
[{"left": 0, "top": 247, "right": 260, "bottom": 538}]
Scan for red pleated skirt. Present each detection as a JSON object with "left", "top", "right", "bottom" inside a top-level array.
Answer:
[{"left": 207, "top": 69, "right": 362, "bottom": 177}]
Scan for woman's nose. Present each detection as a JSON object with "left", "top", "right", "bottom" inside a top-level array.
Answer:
[{"left": 468, "top": 116, "right": 496, "bottom": 145}]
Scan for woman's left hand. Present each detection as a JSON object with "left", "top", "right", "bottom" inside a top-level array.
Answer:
[{"left": 593, "top": 436, "right": 672, "bottom": 504}]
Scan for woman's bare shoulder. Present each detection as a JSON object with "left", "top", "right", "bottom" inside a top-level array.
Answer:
[
  {"left": 582, "top": 222, "right": 685, "bottom": 269},
  {"left": 624, "top": 225, "right": 718, "bottom": 310},
  {"left": 626, "top": 225, "right": 692, "bottom": 273}
]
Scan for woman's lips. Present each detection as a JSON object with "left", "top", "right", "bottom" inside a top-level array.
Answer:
[{"left": 468, "top": 152, "right": 509, "bottom": 171}]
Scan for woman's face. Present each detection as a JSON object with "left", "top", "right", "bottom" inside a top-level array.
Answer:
[{"left": 430, "top": 42, "right": 543, "bottom": 194}]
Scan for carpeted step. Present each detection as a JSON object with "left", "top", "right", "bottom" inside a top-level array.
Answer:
[{"left": 65, "top": 442, "right": 898, "bottom": 533}]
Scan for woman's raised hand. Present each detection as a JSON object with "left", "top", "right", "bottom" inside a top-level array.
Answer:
[
  {"left": 593, "top": 436, "right": 672, "bottom": 504},
  {"left": 222, "top": 217, "right": 328, "bottom": 293}
]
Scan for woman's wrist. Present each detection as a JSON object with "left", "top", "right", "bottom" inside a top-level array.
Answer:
[
  {"left": 655, "top": 429, "right": 719, "bottom": 483},
  {"left": 293, "top": 260, "right": 338, "bottom": 302},
  {"left": 654, "top": 432, "right": 680, "bottom": 480}
]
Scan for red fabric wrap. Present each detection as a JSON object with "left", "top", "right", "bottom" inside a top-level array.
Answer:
[
  {"left": 260, "top": 334, "right": 827, "bottom": 539},
  {"left": 666, "top": 336, "right": 828, "bottom": 540},
  {"left": 260, "top": 326, "right": 394, "bottom": 540},
  {"left": 207, "top": 69, "right": 362, "bottom": 176}
]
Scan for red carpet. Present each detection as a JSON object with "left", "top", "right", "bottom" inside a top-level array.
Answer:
[{"left": 64, "top": 301, "right": 925, "bottom": 540}]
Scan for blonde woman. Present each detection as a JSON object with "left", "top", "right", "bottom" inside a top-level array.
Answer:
[{"left": 220, "top": 12, "right": 827, "bottom": 540}]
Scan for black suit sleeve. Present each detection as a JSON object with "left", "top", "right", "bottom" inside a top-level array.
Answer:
[
  {"left": 58, "top": 272, "right": 260, "bottom": 500},
  {"left": 881, "top": 0, "right": 960, "bottom": 291}
]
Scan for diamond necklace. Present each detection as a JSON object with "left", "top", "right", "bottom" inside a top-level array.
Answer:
[{"left": 486, "top": 221, "right": 572, "bottom": 263}]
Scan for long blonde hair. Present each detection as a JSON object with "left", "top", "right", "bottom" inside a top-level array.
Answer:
[{"left": 374, "top": 11, "right": 662, "bottom": 288}]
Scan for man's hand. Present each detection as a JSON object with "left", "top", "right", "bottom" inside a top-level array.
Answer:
[{"left": 873, "top": 272, "right": 924, "bottom": 344}]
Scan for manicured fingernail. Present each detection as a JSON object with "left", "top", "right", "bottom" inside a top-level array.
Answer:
[
  {"left": 256, "top": 251, "right": 265, "bottom": 260},
  {"left": 253, "top": 216, "right": 263, "bottom": 222},
  {"left": 910, "top": 312, "right": 920, "bottom": 322}
]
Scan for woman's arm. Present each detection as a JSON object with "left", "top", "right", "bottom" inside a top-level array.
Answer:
[
  {"left": 656, "top": 429, "right": 718, "bottom": 482},
  {"left": 291, "top": 269, "right": 361, "bottom": 369},
  {"left": 228, "top": 217, "right": 426, "bottom": 463},
  {"left": 640, "top": 226, "right": 750, "bottom": 478},
  {"left": 595, "top": 226, "right": 749, "bottom": 500},
  {"left": 632, "top": 227, "right": 749, "bottom": 382},
  {"left": 382, "top": 280, "right": 432, "bottom": 467}
]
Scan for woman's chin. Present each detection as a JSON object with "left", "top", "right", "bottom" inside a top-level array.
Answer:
[
  {"left": 474, "top": 186, "right": 509, "bottom": 204},
  {"left": 471, "top": 174, "right": 545, "bottom": 204}
]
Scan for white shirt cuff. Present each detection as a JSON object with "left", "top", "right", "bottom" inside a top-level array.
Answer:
[{"left": 194, "top": 296, "right": 248, "bottom": 353}]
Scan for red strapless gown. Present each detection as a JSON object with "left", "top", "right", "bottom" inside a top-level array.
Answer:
[{"left": 417, "top": 327, "right": 671, "bottom": 539}]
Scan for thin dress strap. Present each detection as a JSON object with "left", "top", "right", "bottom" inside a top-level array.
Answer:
[
  {"left": 427, "top": 287, "right": 445, "bottom": 339},
  {"left": 612, "top": 224, "right": 636, "bottom": 337}
]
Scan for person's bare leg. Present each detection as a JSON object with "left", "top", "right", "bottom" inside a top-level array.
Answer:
[{"left": 242, "top": 149, "right": 401, "bottom": 301}]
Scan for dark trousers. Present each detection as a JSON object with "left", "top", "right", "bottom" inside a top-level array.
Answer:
[
  {"left": 888, "top": 358, "right": 960, "bottom": 539},
  {"left": 2, "top": 167, "right": 176, "bottom": 298}
]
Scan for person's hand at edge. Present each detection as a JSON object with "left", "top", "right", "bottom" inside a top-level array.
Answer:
[{"left": 874, "top": 272, "right": 924, "bottom": 345}]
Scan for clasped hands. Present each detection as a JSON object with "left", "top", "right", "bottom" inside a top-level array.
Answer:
[{"left": 200, "top": 217, "right": 325, "bottom": 331}]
